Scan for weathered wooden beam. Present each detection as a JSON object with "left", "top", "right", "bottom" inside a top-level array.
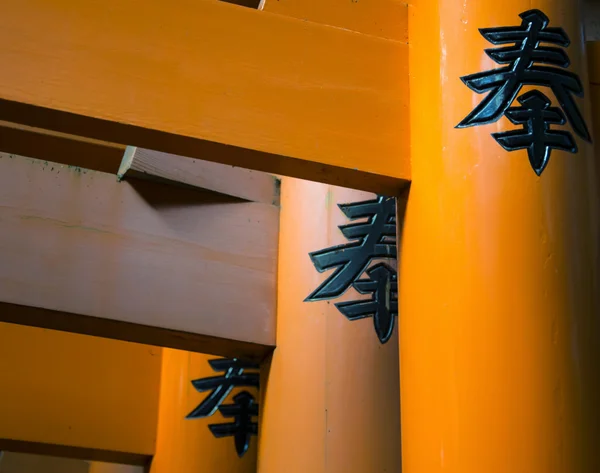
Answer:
[
  {"left": 119, "top": 147, "right": 280, "bottom": 205},
  {"left": 0, "top": 323, "right": 161, "bottom": 465},
  {"left": 0, "top": 153, "right": 278, "bottom": 360},
  {"left": 0, "top": 0, "right": 409, "bottom": 195}
]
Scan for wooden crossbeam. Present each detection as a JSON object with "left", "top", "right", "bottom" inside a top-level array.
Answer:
[
  {"left": 0, "top": 323, "right": 161, "bottom": 465},
  {"left": 0, "top": 0, "right": 409, "bottom": 195},
  {"left": 262, "top": 0, "right": 407, "bottom": 41},
  {"left": 0, "top": 153, "right": 278, "bottom": 360},
  {"left": 119, "top": 147, "right": 281, "bottom": 205}
]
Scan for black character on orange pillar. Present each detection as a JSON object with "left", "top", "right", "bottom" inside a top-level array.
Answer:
[
  {"left": 186, "top": 358, "right": 259, "bottom": 419},
  {"left": 187, "top": 358, "right": 260, "bottom": 458},
  {"left": 492, "top": 90, "right": 577, "bottom": 175},
  {"left": 305, "top": 195, "right": 398, "bottom": 344},
  {"left": 336, "top": 263, "right": 398, "bottom": 344},
  {"left": 456, "top": 9, "right": 590, "bottom": 175},
  {"left": 306, "top": 195, "right": 396, "bottom": 301},
  {"left": 208, "top": 391, "right": 259, "bottom": 458}
]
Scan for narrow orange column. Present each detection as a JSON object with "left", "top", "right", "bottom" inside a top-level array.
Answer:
[
  {"left": 258, "top": 179, "right": 401, "bottom": 473},
  {"left": 402, "top": 2, "right": 599, "bottom": 473},
  {"left": 258, "top": 2, "right": 403, "bottom": 470},
  {"left": 150, "top": 349, "right": 258, "bottom": 473}
]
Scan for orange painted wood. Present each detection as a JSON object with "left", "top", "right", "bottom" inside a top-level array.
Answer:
[
  {"left": 402, "top": 2, "right": 599, "bottom": 473},
  {"left": 150, "top": 350, "right": 258, "bottom": 473},
  {"left": 0, "top": 120, "right": 125, "bottom": 173},
  {"left": 0, "top": 323, "right": 161, "bottom": 464},
  {"left": 262, "top": 0, "right": 408, "bottom": 42},
  {"left": 0, "top": 153, "right": 278, "bottom": 360},
  {"left": 119, "top": 147, "right": 280, "bottom": 206},
  {"left": 0, "top": 0, "right": 409, "bottom": 195},
  {"left": 258, "top": 179, "right": 401, "bottom": 473}
]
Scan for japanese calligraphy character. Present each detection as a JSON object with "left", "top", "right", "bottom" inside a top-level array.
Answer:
[
  {"left": 492, "top": 90, "right": 577, "bottom": 175},
  {"left": 457, "top": 9, "right": 590, "bottom": 142},
  {"left": 186, "top": 358, "right": 259, "bottom": 419},
  {"left": 336, "top": 263, "right": 398, "bottom": 344},
  {"left": 305, "top": 195, "right": 396, "bottom": 302},
  {"left": 208, "top": 391, "right": 258, "bottom": 458}
]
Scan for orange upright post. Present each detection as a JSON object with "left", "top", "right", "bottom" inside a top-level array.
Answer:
[
  {"left": 402, "top": 1, "right": 599, "bottom": 473},
  {"left": 258, "top": 179, "right": 401, "bottom": 473},
  {"left": 150, "top": 349, "right": 258, "bottom": 473}
]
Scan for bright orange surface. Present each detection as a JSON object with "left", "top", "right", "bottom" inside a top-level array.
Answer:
[
  {"left": 0, "top": 323, "right": 161, "bottom": 457},
  {"left": 258, "top": 179, "right": 401, "bottom": 473},
  {"left": 0, "top": 0, "right": 409, "bottom": 192},
  {"left": 150, "top": 349, "right": 258, "bottom": 473},
  {"left": 401, "top": 1, "right": 599, "bottom": 473},
  {"left": 262, "top": 0, "right": 408, "bottom": 41}
]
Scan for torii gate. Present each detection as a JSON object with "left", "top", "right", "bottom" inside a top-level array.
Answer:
[{"left": 0, "top": 1, "right": 598, "bottom": 473}]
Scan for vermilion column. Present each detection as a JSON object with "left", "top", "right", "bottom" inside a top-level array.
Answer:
[
  {"left": 150, "top": 349, "right": 258, "bottom": 473},
  {"left": 258, "top": 179, "right": 401, "bottom": 473},
  {"left": 401, "top": 1, "right": 599, "bottom": 473}
]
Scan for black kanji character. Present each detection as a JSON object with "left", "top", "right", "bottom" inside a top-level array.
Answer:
[
  {"left": 336, "top": 263, "right": 398, "bottom": 344},
  {"left": 208, "top": 391, "right": 258, "bottom": 458},
  {"left": 492, "top": 90, "right": 577, "bottom": 175},
  {"left": 186, "top": 359, "right": 259, "bottom": 419},
  {"left": 305, "top": 195, "right": 396, "bottom": 302},
  {"left": 457, "top": 9, "right": 590, "bottom": 142}
]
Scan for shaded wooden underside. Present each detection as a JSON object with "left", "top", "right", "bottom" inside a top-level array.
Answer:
[{"left": 0, "top": 151, "right": 279, "bottom": 361}]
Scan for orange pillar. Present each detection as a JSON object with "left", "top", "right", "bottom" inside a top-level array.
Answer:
[
  {"left": 402, "top": 2, "right": 599, "bottom": 473},
  {"left": 150, "top": 349, "right": 258, "bottom": 473},
  {"left": 258, "top": 179, "right": 401, "bottom": 473}
]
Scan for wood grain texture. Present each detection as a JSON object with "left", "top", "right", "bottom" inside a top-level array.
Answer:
[
  {"left": 119, "top": 147, "right": 280, "bottom": 206},
  {"left": 0, "top": 154, "right": 278, "bottom": 358},
  {"left": 261, "top": 0, "right": 408, "bottom": 42},
  {"left": 0, "top": 323, "right": 161, "bottom": 465},
  {"left": 0, "top": 0, "right": 409, "bottom": 195},
  {"left": 0, "top": 120, "right": 125, "bottom": 173}
]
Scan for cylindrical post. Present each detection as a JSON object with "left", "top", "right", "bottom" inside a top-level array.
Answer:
[
  {"left": 150, "top": 349, "right": 258, "bottom": 473},
  {"left": 401, "top": 1, "right": 599, "bottom": 472},
  {"left": 257, "top": 179, "right": 401, "bottom": 473}
]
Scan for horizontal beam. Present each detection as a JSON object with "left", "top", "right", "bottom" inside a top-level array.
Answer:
[
  {"left": 0, "top": 120, "right": 125, "bottom": 173},
  {"left": 262, "top": 0, "right": 407, "bottom": 41},
  {"left": 0, "top": 0, "right": 409, "bottom": 195},
  {"left": 0, "top": 153, "right": 278, "bottom": 360},
  {"left": 0, "top": 322, "right": 161, "bottom": 464},
  {"left": 119, "top": 147, "right": 281, "bottom": 205}
]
